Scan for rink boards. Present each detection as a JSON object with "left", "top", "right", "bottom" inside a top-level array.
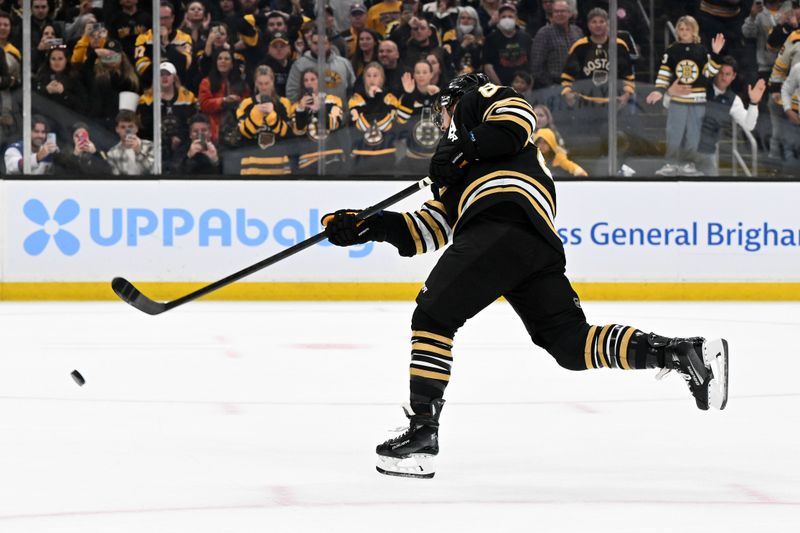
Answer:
[{"left": 1, "top": 180, "right": 799, "bottom": 301}]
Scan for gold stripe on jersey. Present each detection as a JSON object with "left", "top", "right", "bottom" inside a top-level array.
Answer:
[
  {"left": 619, "top": 327, "right": 636, "bottom": 370},
  {"left": 481, "top": 97, "right": 536, "bottom": 140},
  {"left": 464, "top": 185, "right": 557, "bottom": 237},
  {"left": 400, "top": 200, "right": 452, "bottom": 255},
  {"left": 584, "top": 325, "right": 598, "bottom": 369},
  {"left": 352, "top": 147, "right": 396, "bottom": 156},
  {"left": 241, "top": 168, "right": 291, "bottom": 175},
  {"left": 242, "top": 156, "right": 290, "bottom": 165},
  {"left": 458, "top": 170, "right": 555, "bottom": 219}
]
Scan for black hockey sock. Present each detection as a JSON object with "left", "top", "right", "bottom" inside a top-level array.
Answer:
[{"left": 409, "top": 330, "right": 453, "bottom": 408}]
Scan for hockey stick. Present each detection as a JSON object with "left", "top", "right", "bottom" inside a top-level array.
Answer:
[{"left": 111, "top": 177, "right": 433, "bottom": 315}]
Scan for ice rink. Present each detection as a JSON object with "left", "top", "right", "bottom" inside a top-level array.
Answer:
[{"left": 0, "top": 299, "right": 798, "bottom": 532}]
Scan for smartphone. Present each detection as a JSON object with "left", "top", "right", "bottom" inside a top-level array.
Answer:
[
  {"left": 46, "top": 132, "right": 57, "bottom": 145},
  {"left": 198, "top": 131, "right": 208, "bottom": 150},
  {"left": 76, "top": 129, "right": 89, "bottom": 144},
  {"left": 259, "top": 94, "right": 272, "bottom": 104},
  {"left": 125, "top": 126, "right": 135, "bottom": 141}
]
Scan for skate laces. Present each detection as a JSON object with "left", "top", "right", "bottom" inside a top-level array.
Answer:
[{"left": 654, "top": 368, "right": 672, "bottom": 380}]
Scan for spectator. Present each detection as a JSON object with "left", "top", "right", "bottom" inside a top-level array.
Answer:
[
  {"left": 386, "top": 0, "right": 422, "bottom": 45},
  {"left": 0, "top": 10, "right": 21, "bottom": 146},
  {"left": 646, "top": 16, "right": 725, "bottom": 176},
  {"left": 233, "top": 64, "right": 293, "bottom": 175},
  {"left": 195, "top": 22, "right": 246, "bottom": 92},
  {"left": 52, "top": 121, "right": 114, "bottom": 175},
  {"left": 65, "top": 12, "right": 97, "bottom": 48},
  {"left": 134, "top": 0, "right": 193, "bottom": 86},
  {"left": 768, "top": 5, "right": 800, "bottom": 160},
  {"left": 138, "top": 61, "right": 198, "bottom": 166},
  {"left": 695, "top": 56, "right": 765, "bottom": 175},
  {"left": 29, "top": 0, "right": 65, "bottom": 55},
  {"left": 526, "top": 0, "right": 556, "bottom": 37},
  {"left": 198, "top": 48, "right": 249, "bottom": 145},
  {"left": 368, "top": 0, "right": 402, "bottom": 37},
  {"left": 426, "top": 47, "right": 453, "bottom": 88},
  {"left": 170, "top": 113, "right": 221, "bottom": 174},
  {"left": 511, "top": 70, "right": 536, "bottom": 105},
  {"left": 352, "top": 28, "right": 382, "bottom": 78},
  {"left": 780, "top": 60, "right": 800, "bottom": 164},
  {"left": 348, "top": 61, "right": 400, "bottom": 173},
  {"left": 477, "top": 0, "right": 501, "bottom": 36},
  {"left": 421, "top": 0, "right": 460, "bottom": 34},
  {"left": 107, "top": 110, "right": 155, "bottom": 175},
  {"left": 69, "top": 14, "right": 104, "bottom": 66},
  {"left": 34, "top": 44, "right": 89, "bottom": 120},
  {"left": 286, "top": 30, "right": 355, "bottom": 105},
  {"left": 179, "top": 1, "right": 211, "bottom": 47},
  {"left": 451, "top": 6, "right": 484, "bottom": 75},
  {"left": 4, "top": 115, "right": 55, "bottom": 175},
  {"left": 377, "top": 38, "right": 404, "bottom": 94},
  {"left": 339, "top": 3, "right": 368, "bottom": 58},
  {"left": 83, "top": 38, "right": 141, "bottom": 133},
  {"left": 32, "top": 23, "right": 62, "bottom": 73},
  {"left": 397, "top": 58, "right": 440, "bottom": 170},
  {"left": 260, "top": 31, "right": 294, "bottom": 98},
  {"left": 323, "top": 5, "right": 349, "bottom": 57},
  {"left": 697, "top": 0, "right": 745, "bottom": 59},
  {"left": 742, "top": 0, "right": 790, "bottom": 81},
  {"left": 533, "top": 103, "right": 566, "bottom": 148},
  {"left": 483, "top": 3, "right": 532, "bottom": 86},
  {"left": 534, "top": 127, "right": 588, "bottom": 176},
  {"left": 291, "top": 68, "right": 348, "bottom": 173},
  {"left": 529, "top": 0, "right": 582, "bottom": 91},
  {"left": 108, "top": 0, "right": 151, "bottom": 63},
  {"left": 401, "top": 16, "right": 441, "bottom": 70}
]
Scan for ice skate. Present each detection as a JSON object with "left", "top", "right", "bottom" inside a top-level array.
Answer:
[
  {"left": 376, "top": 399, "right": 444, "bottom": 479},
  {"left": 656, "top": 337, "right": 729, "bottom": 410}
]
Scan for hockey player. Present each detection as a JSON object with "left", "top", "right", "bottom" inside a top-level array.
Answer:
[{"left": 322, "top": 73, "right": 729, "bottom": 479}]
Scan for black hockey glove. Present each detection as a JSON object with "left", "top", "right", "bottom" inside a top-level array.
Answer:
[
  {"left": 321, "top": 209, "right": 386, "bottom": 246},
  {"left": 428, "top": 125, "right": 477, "bottom": 188}
]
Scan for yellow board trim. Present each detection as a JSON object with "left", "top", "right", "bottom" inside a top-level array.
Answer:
[{"left": 4, "top": 282, "right": 800, "bottom": 301}]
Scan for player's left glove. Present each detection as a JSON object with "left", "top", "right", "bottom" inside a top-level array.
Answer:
[{"left": 428, "top": 125, "right": 477, "bottom": 187}]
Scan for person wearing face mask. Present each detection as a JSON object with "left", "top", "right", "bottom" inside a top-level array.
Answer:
[
  {"left": 482, "top": 2, "right": 532, "bottom": 86},
  {"left": 451, "top": 6, "right": 484, "bottom": 76}
]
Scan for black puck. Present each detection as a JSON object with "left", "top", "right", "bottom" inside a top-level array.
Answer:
[{"left": 71, "top": 370, "right": 85, "bottom": 386}]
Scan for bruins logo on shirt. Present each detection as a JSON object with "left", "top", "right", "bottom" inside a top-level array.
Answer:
[
  {"left": 675, "top": 59, "right": 700, "bottom": 84},
  {"left": 325, "top": 70, "right": 343, "bottom": 90}
]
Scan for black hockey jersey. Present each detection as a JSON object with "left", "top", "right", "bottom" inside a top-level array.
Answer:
[
  {"left": 655, "top": 42, "right": 721, "bottom": 104},
  {"left": 380, "top": 84, "right": 560, "bottom": 257},
  {"left": 560, "top": 37, "right": 635, "bottom": 104}
]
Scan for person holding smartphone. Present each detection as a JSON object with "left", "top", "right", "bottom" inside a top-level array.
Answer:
[
  {"left": 170, "top": 113, "right": 221, "bottom": 175},
  {"left": 4, "top": 115, "right": 56, "bottom": 175},
  {"left": 106, "top": 110, "right": 155, "bottom": 176},
  {"left": 51, "top": 122, "right": 113, "bottom": 175}
]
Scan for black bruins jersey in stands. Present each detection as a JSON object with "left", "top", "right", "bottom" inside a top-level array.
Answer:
[
  {"left": 561, "top": 36, "right": 635, "bottom": 104},
  {"left": 380, "top": 84, "right": 560, "bottom": 257},
  {"left": 655, "top": 42, "right": 721, "bottom": 104}
]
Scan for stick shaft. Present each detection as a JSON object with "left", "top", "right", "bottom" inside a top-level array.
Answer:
[{"left": 161, "top": 177, "right": 432, "bottom": 311}]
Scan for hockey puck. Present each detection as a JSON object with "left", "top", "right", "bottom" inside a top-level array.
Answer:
[{"left": 71, "top": 370, "right": 85, "bottom": 386}]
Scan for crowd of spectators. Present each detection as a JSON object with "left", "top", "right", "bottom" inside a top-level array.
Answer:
[{"left": 0, "top": 0, "right": 798, "bottom": 176}]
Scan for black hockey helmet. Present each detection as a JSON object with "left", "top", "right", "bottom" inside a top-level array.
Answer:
[{"left": 432, "top": 72, "right": 490, "bottom": 127}]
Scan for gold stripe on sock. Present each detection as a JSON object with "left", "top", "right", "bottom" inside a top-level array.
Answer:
[
  {"left": 412, "top": 330, "right": 453, "bottom": 346},
  {"left": 584, "top": 325, "right": 598, "bottom": 369},
  {"left": 410, "top": 367, "right": 451, "bottom": 381},
  {"left": 597, "top": 325, "right": 612, "bottom": 368},
  {"left": 411, "top": 342, "right": 452, "bottom": 358},
  {"left": 619, "top": 327, "right": 636, "bottom": 370}
]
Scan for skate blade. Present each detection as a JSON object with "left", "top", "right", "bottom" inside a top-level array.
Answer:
[
  {"left": 704, "top": 338, "right": 729, "bottom": 410},
  {"left": 376, "top": 454, "right": 436, "bottom": 479}
]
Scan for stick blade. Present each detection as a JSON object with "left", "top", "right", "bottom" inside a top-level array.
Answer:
[{"left": 111, "top": 277, "right": 167, "bottom": 315}]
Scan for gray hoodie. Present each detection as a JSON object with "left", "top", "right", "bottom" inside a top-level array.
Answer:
[{"left": 286, "top": 49, "right": 356, "bottom": 107}]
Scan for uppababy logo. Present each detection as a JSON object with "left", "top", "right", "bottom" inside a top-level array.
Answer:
[{"left": 23, "top": 199, "right": 81, "bottom": 256}]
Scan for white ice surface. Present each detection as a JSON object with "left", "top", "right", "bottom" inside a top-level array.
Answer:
[{"left": 0, "top": 300, "right": 798, "bottom": 532}]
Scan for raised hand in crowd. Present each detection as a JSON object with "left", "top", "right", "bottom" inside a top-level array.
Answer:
[
  {"left": 401, "top": 71, "right": 415, "bottom": 93},
  {"left": 748, "top": 79, "right": 766, "bottom": 106},
  {"left": 711, "top": 33, "right": 725, "bottom": 54},
  {"left": 37, "top": 139, "right": 58, "bottom": 161},
  {"left": 123, "top": 130, "right": 142, "bottom": 153},
  {"left": 73, "top": 130, "right": 96, "bottom": 156},
  {"left": 160, "top": 24, "right": 170, "bottom": 45},
  {"left": 87, "top": 22, "right": 107, "bottom": 49}
]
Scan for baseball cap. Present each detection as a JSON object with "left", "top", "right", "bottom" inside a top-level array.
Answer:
[
  {"left": 498, "top": 2, "right": 517, "bottom": 14},
  {"left": 160, "top": 61, "right": 177, "bottom": 75},
  {"left": 350, "top": 3, "right": 367, "bottom": 14},
  {"left": 269, "top": 31, "right": 289, "bottom": 46}
]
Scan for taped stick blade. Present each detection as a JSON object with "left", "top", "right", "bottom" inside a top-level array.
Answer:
[{"left": 111, "top": 277, "right": 167, "bottom": 315}]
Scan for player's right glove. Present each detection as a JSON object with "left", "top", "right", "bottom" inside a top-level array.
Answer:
[
  {"left": 321, "top": 210, "right": 386, "bottom": 246},
  {"left": 428, "top": 125, "right": 477, "bottom": 188}
]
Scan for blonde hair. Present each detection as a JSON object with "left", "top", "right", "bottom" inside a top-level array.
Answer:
[
  {"left": 253, "top": 64, "right": 279, "bottom": 101},
  {"left": 675, "top": 16, "right": 701, "bottom": 44},
  {"left": 362, "top": 61, "right": 385, "bottom": 87}
]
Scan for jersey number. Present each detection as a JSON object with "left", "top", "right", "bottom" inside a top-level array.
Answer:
[{"left": 478, "top": 83, "right": 500, "bottom": 98}]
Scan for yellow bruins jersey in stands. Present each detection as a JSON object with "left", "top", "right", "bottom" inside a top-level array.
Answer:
[
  {"left": 654, "top": 42, "right": 721, "bottom": 104},
  {"left": 134, "top": 29, "right": 193, "bottom": 78},
  {"left": 367, "top": 0, "right": 402, "bottom": 37},
  {"left": 237, "top": 95, "right": 293, "bottom": 139},
  {"left": 380, "top": 84, "right": 559, "bottom": 257},
  {"left": 769, "top": 30, "right": 800, "bottom": 102},
  {"left": 348, "top": 90, "right": 400, "bottom": 158}
]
